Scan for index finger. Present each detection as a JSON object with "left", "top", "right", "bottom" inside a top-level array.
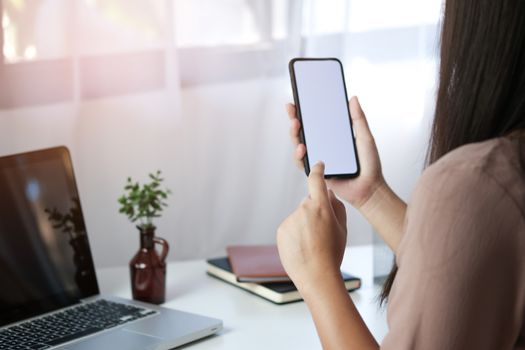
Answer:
[
  {"left": 308, "top": 162, "right": 329, "bottom": 202},
  {"left": 286, "top": 103, "right": 297, "bottom": 120}
]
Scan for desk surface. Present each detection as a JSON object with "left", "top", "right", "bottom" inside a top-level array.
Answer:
[{"left": 97, "top": 248, "right": 388, "bottom": 349}]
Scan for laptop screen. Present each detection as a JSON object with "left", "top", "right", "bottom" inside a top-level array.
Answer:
[{"left": 0, "top": 147, "right": 98, "bottom": 327}]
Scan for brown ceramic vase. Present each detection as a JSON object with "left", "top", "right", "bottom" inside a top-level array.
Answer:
[{"left": 129, "top": 226, "right": 169, "bottom": 304}]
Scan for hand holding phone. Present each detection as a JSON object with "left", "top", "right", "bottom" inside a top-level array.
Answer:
[
  {"left": 289, "top": 58, "right": 360, "bottom": 178},
  {"left": 285, "top": 82, "right": 408, "bottom": 257}
]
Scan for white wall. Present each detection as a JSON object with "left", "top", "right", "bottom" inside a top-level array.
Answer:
[
  {"left": 0, "top": 71, "right": 434, "bottom": 268},
  {"left": 0, "top": 78, "right": 298, "bottom": 268}
]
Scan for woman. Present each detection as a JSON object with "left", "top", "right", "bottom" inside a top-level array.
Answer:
[{"left": 277, "top": 0, "right": 525, "bottom": 348}]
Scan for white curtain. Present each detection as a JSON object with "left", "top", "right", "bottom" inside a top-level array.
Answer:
[{"left": 0, "top": 0, "right": 442, "bottom": 268}]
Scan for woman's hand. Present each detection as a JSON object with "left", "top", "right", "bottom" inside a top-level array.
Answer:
[
  {"left": 286, "top": 96, "right": 407, "bottom": 252},
  {"left": 277, "top": 162, "right": 347, "bottom": 292},
  {"left": 277, "top": 162, "right": 379, "bottom": 350},
  {"left": 286, "top": 96, "right": 385, "bottom": 209}
]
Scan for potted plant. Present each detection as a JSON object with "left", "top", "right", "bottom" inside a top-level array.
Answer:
[{"left": 118, "top": 170, "right": 171, "bottom": 304}]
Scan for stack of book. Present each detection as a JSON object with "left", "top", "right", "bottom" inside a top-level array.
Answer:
[{"left": 206, "top": 245, "right": 361, "bottom": 304}]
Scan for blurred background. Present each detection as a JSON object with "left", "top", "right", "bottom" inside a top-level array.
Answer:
[{"left": 0, "top": 0, "right": 442, "bottom": 271}]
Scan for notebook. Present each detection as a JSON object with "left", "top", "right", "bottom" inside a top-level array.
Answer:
[
  {"left": 226, "top": 245, "right": 290, "bottom": 283},
  {"left": 207, "top": 257, "right": 361, "bottom": 304}
]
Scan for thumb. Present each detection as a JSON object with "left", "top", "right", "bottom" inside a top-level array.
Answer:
[{"left": 308, "top": 162, "right": 329, "bottom": 202}]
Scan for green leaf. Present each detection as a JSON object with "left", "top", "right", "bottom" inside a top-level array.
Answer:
[{"left": 118, "top": 169, "right": 171, "bottom": 228}]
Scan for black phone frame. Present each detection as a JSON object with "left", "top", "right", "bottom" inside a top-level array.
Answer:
[{"left": 288, "top": 57, "right": 361, "bottom": 178}]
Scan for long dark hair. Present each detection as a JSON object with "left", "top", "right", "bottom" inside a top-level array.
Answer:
[{"left": 380, "top": 0, "right": 525, "bottom": 305}]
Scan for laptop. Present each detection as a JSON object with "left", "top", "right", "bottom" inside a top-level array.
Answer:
[{"left": 0, "top": 146, "right": 222, "bottom": 350}]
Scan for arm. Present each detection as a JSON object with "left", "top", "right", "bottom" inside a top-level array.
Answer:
[
  {"left": 302, "top": 273, "right": 378, "bottom": 350},
  {"left": 286, "top": 97, "right": 406, "bottom": 252},
  {"left": 358, "top": 182, "right": 406, "bottom": 252},
  {"left": 277, "top": 162, "right": 378, "bottom": 349}
]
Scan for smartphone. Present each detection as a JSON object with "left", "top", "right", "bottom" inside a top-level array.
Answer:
[{"left": 289, "top": 58, "right": 360, "bottom": 178}]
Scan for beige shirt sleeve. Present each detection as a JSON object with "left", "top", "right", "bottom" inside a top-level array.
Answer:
[{"left": 381, "top": 162, "right": 525, "bottom": 349}]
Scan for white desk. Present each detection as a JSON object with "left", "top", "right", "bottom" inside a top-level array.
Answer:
[{"left": 97, "top": 247, "right": 388, "bottom": 349}]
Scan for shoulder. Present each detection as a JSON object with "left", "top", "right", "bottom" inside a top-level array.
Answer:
[
  {"left": 418, "top": 137, "right": 524, "bottom": 209},
  {"left": 424, "top": 137, "right": 515, "bottom": 178},
  {"left": 398, "top": 138, "right": 525, "bottom": 265}
]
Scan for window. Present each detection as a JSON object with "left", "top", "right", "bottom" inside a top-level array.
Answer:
[
  {"left": 78, "top": 0, "right": 167, "bottom": 55},
  {"left": 348, "top": 0, "right": 443, "bottom": 33},
  {"left": 2, "top": 0, "right": 70, "bottom": 63},
  {"left": 0, "top": 0, "right": 442, "bottom": 108},
  {"left": 302, "top": 0, "right": 348, "bottom": 36},
  {"left": 175, "top": 0, "right": 262, "bottom": 47},
  {"left": 173, "top": 0, "right": 296, "bottom": 85}
]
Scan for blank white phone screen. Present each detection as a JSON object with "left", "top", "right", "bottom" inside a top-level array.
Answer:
[{"left": 293, "top": 60, "right": 358, "bottom": 175}]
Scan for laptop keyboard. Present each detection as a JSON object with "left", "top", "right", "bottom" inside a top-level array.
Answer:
[{"left": 0, "top": 299, "right": 158, "bottom": 350}]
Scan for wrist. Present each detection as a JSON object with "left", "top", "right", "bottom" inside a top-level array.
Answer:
[
  {"left": 298, "top": 269, "right": 345, "bottom": 302},
  {"left": 356, "top": 178, "right": 390, "bottom": 213}
]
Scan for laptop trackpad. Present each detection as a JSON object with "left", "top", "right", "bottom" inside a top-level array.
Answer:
[{"left": 65, "top": 328, "right": 163, "bottom": 350}]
